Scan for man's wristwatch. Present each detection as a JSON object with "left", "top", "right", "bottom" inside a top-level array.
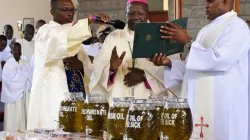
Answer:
[{"left": 185, "top": 40, "right": 194, "bottom": 48}]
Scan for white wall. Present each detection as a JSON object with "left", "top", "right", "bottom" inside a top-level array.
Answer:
[
  {"left": 164, "top": 0, "right": 168, "bottom": 10},
  {"left": 0, "top": 0, "right": 52, "bottom": 38}
]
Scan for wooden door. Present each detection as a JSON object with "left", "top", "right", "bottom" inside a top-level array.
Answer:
[{"left": 148, "top": 10, "right": 168, "bottom": 22}]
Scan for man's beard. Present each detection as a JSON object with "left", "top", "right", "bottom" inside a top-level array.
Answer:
[{"left": 128, "top": 23, "right": 136, "bottom": 31}]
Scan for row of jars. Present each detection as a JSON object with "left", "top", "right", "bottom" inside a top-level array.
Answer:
[{"left": 59, "top": 93, "right": 193, "bottom": 140}]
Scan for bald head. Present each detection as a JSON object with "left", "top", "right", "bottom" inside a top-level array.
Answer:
[{"left": 205, "top": 0, "right": 235, "bottom": 20}]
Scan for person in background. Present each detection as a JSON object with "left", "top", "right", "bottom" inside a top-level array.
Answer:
[
  {"left": 30, "top": 20, "right": 46, "bottom": 71},
  {"left": 82, "top": 26, "right": 112, "bottom": 93},
  {"left": 96, "top": 25, "right": 111, "bottom": 44},
  {"left": 1, "top": 42, "right": 32, "bottom": 130},
  {"left": 3, "top": 25, "right": 14, "bottom": 54},
  {"left": 83, "top": 25, "right": 111, "bottom": 63},
  {"left": 16, "top": 24, "right": 35, "bottom": 60},
  {"left": 35, "top": 20, "right": 46, "bottom": 34},
  {"left": 0, "top": 35, "right": 11, "bottom": 92},
  {"left": 82, "top": 36, "right": 98, "bottom": 63}
]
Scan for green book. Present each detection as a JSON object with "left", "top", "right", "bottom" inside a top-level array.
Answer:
[{"left": 132, "top": 17, "right": 188, "bottom": 58}]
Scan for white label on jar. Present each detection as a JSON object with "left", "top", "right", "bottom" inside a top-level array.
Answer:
[
  {"left": 126, "top": 115, "right": 144, "bottom": 128},
  {"left": 108, "top": 113, "right": 125, "bottom": 120},
  {"left": 60, "top": 106, "right": 77, "bottom": 112},
  {"left": 160, "top": 113, "right": 177, "bottom": 126},
  {"left": 82, "top": 109, "right": 107, "bottom": 116}
]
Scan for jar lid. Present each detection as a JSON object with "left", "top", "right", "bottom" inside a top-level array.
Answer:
[
  {"left": 87, "top": 93, "right": 106, "bottom": 98},
  {"left": 34, "top": 128, "right": 54, "bottom": 134},
  {"left": 148, "top": 96, "right": 168, "bottom": 101},
  {"left": 177, "top": 98, "right": 187, "bottom": 102},
  {"left": 50, "top": 131, "right": 71, "bottom": 137},
  {"left": 63, "top": 92, "right": 84, "bottom": 101},
  {"left": 166, "top": 98, "right": 178, "bottom": 102},
  {"left": 133, "top": 99, "right": 153, "bottom": 104},
  {"left": 85, "top": 93, "right": 108, "bottom": 103},
  {"left": 112, "top": 97, "right": 134, "bottom": 102}
]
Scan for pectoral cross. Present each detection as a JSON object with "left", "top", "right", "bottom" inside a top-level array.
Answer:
[
  {"left": 194, "top": 116, "right": 209, "bottom": 138},
  {"left": 131, "top": 58, "right": 135, "bottom": 96},
  {"left": 128, "top": 40, "right": 136, "bottom": 97}
]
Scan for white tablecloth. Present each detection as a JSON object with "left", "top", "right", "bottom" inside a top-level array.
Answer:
[{"left": 0, "top": 131, "right": 102, "bottom": 140}]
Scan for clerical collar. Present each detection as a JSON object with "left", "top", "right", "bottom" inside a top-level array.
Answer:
[
  {"left": 212, "top": 10, "right": 236, "bottom": 24},
  {"left": 49, "top": 21, "right": 62, "bottom": 27}
]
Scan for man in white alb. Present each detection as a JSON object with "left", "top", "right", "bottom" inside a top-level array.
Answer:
[
  {"left": 149, "top": 0, "right": 250, "bottom": 139},
  {"left": 28, "top": 0, "right": 110, "bottom": 129},
  {"left": 1, "top": 42, "right": 32, "bottom": 130},
  {"left": 16, "top": 24, "right": 35, "bottom": 60},
  {"left": 3, "top": 25, "right": 14, "bottom": 54}
]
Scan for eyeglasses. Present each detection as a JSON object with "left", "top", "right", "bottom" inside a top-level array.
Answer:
[{"left": 56, "top": 8, "right": 77, "bottom": 14}]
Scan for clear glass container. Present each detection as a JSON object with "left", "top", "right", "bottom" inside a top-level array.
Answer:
[
  {"left": 82, "top": 94, "right": 109, "bottom": 137},
  {"left": 107, "top": 97, "right": 134, "bottom": 140},
  {"left": 160, "top": 98, "right": 193, "bottom": 140},
  {"left": 125, "top": 99, "right": 158, "bottom": 140},
  {"left": 59, "top": 92, "right": 84, "bottom": 132},
  {"left": 149, "top": 96, "right": 169, "bottom": 136}
]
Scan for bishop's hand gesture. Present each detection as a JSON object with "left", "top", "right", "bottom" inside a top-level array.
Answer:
[{"left": 110, "top": 46, "right": 126, "bottom": 72}]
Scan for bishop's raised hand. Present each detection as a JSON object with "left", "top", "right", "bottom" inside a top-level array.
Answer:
[{"left": 110, "top": 46, "right": 126, "bottom": 72}]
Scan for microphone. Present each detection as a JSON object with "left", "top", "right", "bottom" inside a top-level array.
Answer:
[{"left": 91, "top": 16, "right": 126, "bottom": 29}]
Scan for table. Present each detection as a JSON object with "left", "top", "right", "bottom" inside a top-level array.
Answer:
[{"left": 1, "top": 130, "right": 103, "bottom": 140}]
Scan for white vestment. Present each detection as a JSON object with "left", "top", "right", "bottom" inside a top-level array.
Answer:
[
  {"left": 28, "top": 19, "right": 92, "bottom": 130},
  {"left": 0, "top": 52, "right": 11, "bottom": 82},
  {"left": 82, "top": 42, "right": 102, "bottom": 57},
  {"left": 1, "top": 57, "right": 32, "bottom": 130},
  {"left": 164, "top": 11, "right": 250, "bottom": 140},
  {"left": 90, "top": 25, "right": 172, "bottom": 103},
  {"left": 16, "top": 39, "right": 35, "bottom": 60},
  {"left": 30, "top": 54, "right": 35, "bottom": 71},
  {"left": 82, "top": 43, "right": 101, "bottom": 93},
  {"left": 3, "top": 39, "right": 12, "bottom": 54}
]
